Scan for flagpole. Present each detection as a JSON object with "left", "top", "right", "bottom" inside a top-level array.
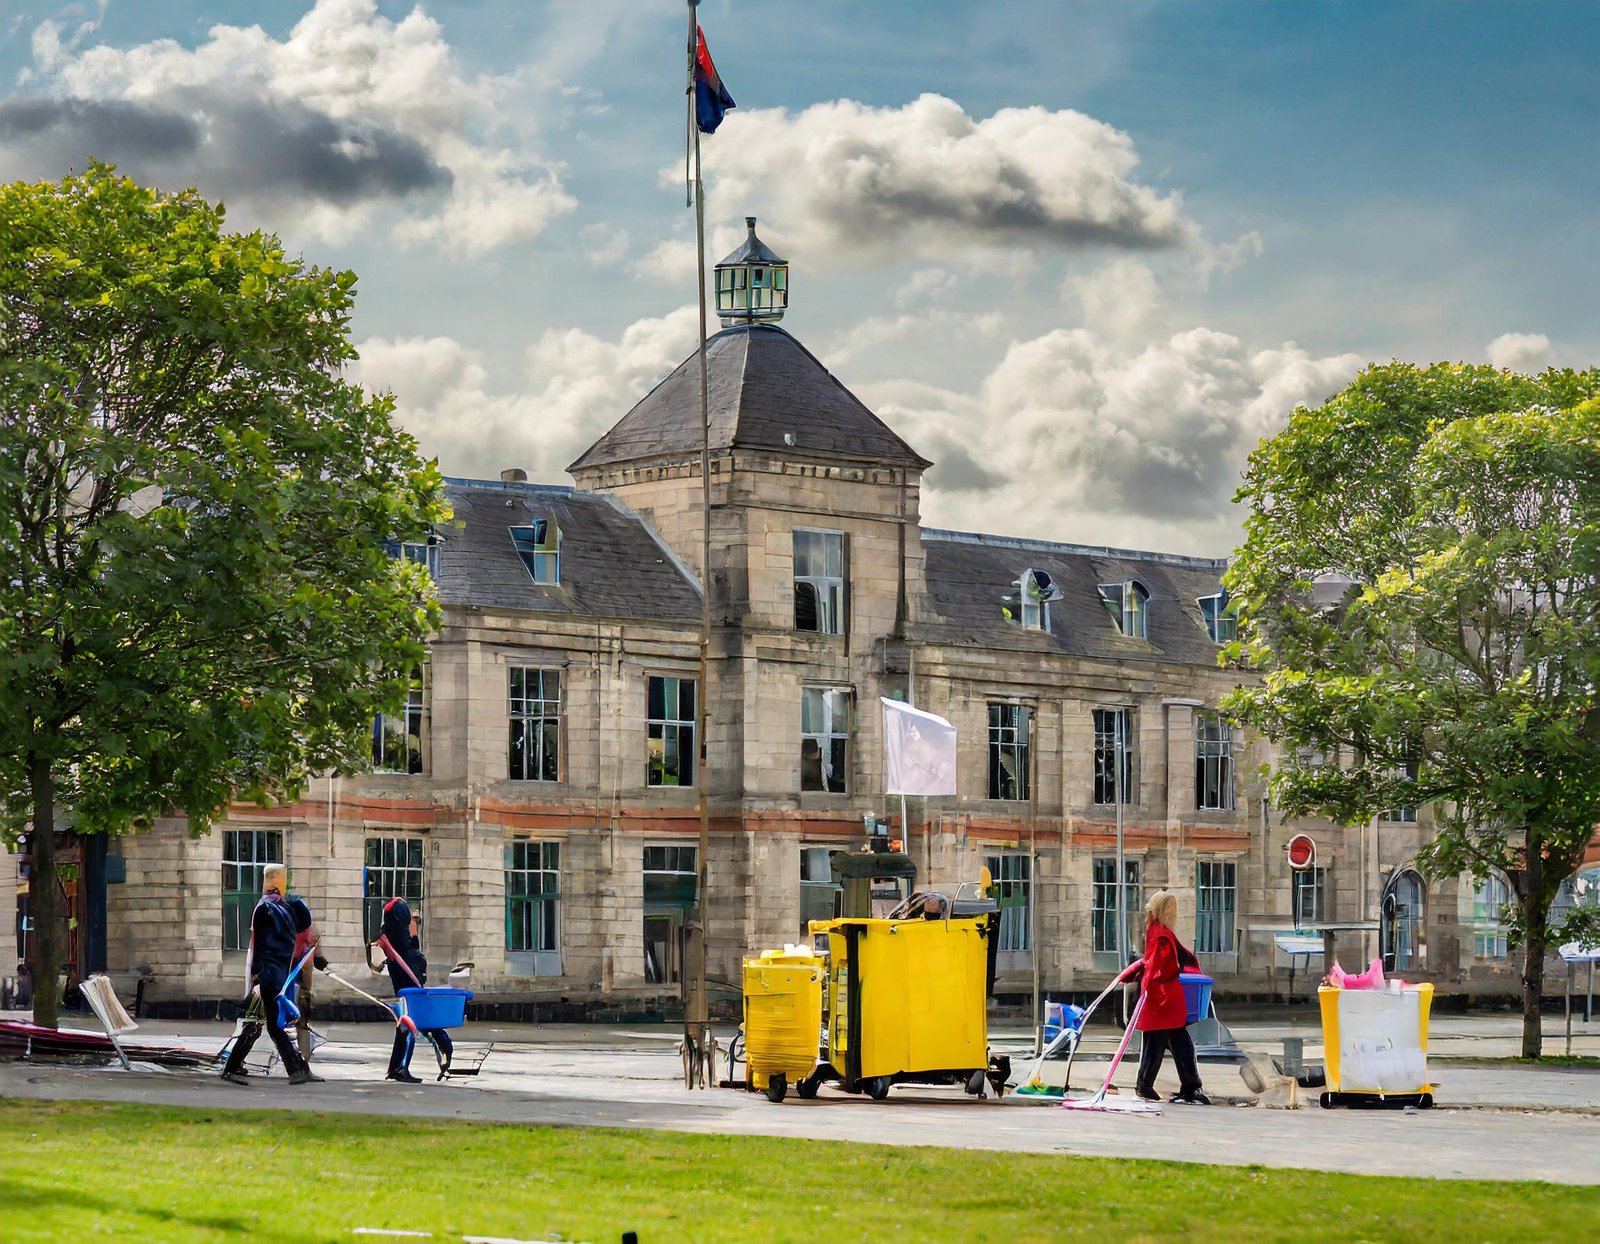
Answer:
[{"left": 685, "top": 0, "right": 713, "bottom": 1089}]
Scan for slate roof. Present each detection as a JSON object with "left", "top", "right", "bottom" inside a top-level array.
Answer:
[
  {"left": 436, "top": 479, "right": 701, "bottom": 622},
  {"left": 919, "top": 529, "right": 1231, "bottom": 666},
  {"left": 568, "top": 324, "right": 931, "bottom": 473}
]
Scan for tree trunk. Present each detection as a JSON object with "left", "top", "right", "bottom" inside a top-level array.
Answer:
[
  {"left": 1520, "top": 839, "right": 1545, "bottom": 1059},
  {"left": 28, "top": 753, "right": 61, "bottom": 1031}
]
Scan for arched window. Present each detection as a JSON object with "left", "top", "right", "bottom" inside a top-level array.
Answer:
[{"left": 1382, "top": 869, "right": 1426, "bottom": 971}]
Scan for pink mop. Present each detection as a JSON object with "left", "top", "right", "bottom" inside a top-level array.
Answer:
[{"left": 1059, "top": 994, "right": 1162, "bottom": 1113}]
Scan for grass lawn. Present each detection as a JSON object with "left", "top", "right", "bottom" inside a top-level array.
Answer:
[{"left": 2, "top": 1100, "right": 1597, "bottom": 1243}]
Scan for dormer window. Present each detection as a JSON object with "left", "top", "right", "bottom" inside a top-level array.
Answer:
[
  {"left": 510, "top": 521, "right": 559, "bottom": 584},
  {"left": 387, "top": 535, "right": 440, "bottom": 580},
  {"left": 1006, "top": 568, "right": 1061, "bottom": 631},
  {"left": 1199, "top": 591, "right": 1238, "bottom": 643},
  {"left": 1099, "top": 580, "right": 1149, "bottom": 638}
]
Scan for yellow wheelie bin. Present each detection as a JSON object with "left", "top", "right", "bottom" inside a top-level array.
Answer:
[
  {"left": 811, "top": 898, "right": 1004, "bottom": 1100},
  {"left": 742, "top": 946, "right": 824, "bottom": 1102},
  {"left": 1317, "top": 982, "right": 1436, "bottom": 1107}
]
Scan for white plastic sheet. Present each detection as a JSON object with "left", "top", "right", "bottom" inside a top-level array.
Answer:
[{"left": 1333, "top": 988, "right": 1427, "bottom": 1093}]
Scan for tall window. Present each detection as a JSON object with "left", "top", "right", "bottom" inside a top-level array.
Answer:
[
  {"left": 1092, "top": 708, "right": 1134, "bottom": 805},
  {"left": 509, "top": 667, "right": 561, "bottom": 782},
  {"left": 1472, "top": 873, "right": 1511, "bottom": 958},
  {"left": 644, "top": 845, "right": 697, "bottom": 984},
  {"left": 801, "top": 687, "right": 850, "bottom": 793},
  {"left": 222, "top": 829, "right": 283, "bottom": 952},
  {"left": 1195, "top": 859, "right": 1237, "bottom": 954},
  {"left": 1195, "top": 712, "right": 1235, "bottom": 811},
  {"left": 985, "top": 852, "right": 1032, "bottom": 955},
  {"left": 506, "top": 840, "right": 561, "bottom": 974},
  {"left": 800, "top": 846, "right": 840, "bottom": 933},
  {"left": 1383, "top": 870, "right": 1425, "bottom": 970},
  {"left": 1383, "top": 755, "right": 1420, "bottom": 822},
  {"left": 373, "top": 666, "right": 426, "bottom": 774},
  {"left": 793, "top": 529, "right": 845, "bottom": 634},
  {"left": 1199, "top": 591, "right": 1237, "bottom": 643},
  {"left": 510, "top": 521, "right": 560, "bottom": 584},
  {"left": 1092, "top": 857, "right": 1143, "bottom": 957},
  {"left": 988, "top": 703, "right": 1030, "bottom": 801},
  {"left": 364, "top": 835, "right": 425, "bottom": 941},
  {"left": 1099, "top": 580, "right": 1150, "bottom": 638},
  {"left": 647, "top": 675, "right": 696, "bottom": 787},
  {"left": 1293, "top": 867, "right": 1327, "bottom": 927}
]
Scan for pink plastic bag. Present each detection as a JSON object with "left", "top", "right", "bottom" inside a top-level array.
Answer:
[{"left": 1325, "top": 958, "right": 1386, "bottom": 990}]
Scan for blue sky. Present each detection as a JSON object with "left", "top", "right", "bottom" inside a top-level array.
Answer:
[{"left": 2, "top": 0, "right": 1595, "bottom": 553}]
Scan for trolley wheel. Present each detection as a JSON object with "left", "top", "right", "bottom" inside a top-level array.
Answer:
[
  {"left": 1320, "top": 1092, "right": 1334, "bottom": 1109},
  {"left": 865, "top": 1075, "right": 892, "bottom": 1101},
  {"left": 765, "top": 1073, "right": 787, "bottom": 1104},
  {"left": 796, "top": 1073, "right": 820, "bottom": 1100}
]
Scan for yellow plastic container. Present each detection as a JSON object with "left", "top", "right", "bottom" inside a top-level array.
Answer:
[
  {"left": 742, "top": 947, "right": 824, "bottom": 1100},
  {"left": 816, "top": 915, "right": 990, "bottom": 1093},
  {"left": 1318, "top": 983, "right": 1434, "bottom": 1097}
]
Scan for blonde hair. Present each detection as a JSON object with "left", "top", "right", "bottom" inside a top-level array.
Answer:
[
  {"left": 1144, "top": 889, "right": 1178, "bottom": 930},
  {"left": 263, "top": 864, "right": 288, "bottom": 892}
]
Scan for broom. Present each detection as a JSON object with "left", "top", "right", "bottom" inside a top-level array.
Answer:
[{"left": 1015, "top": 961, "right": 1139, "bottom": 1096}]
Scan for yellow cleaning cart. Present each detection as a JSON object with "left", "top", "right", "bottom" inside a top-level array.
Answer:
[
  {"left": 742, "top": 945, "right": 825, "bottom": 1103},
  {"left": 809, "top": 895, "right": 1008, "bottom": 1101},
  {"left": 1317, "top": 982, "right": 1435, "bottom": 1108}
]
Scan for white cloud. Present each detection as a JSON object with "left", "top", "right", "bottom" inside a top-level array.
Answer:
[
  {"left": 579, "top": 222, "right": 630, "bottom": 268},
  {"left": 1485, "top": 332, "right": 1551, "bottom": 371},
  {"left": 351, "top": 306, "right": 699, "bottom": 483},
  {"left": 0, "top": 0, "right": 574, "bottom": 255},
  {"left": 864, "top": 325, "right": 1361, "bottom": 555},
  {"left": 1064, "top": 257, "right": 1162, "bottom": 342},
  {"left": 674, "top": 94, "right": 1197, "bottom": 270}
]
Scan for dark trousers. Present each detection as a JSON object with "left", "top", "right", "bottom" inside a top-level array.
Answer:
[
  {"left": 1136, "top": 1025, "right": 1202, "bottom": 1095},
  {"left": 224, "top": 971, "right": 307, "bottom": 1078},
  {"left": 390, "top": 1025, "right": 454, "bottom": 1076}
]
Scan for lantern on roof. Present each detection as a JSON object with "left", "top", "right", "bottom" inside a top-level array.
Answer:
[{"left": 715, "top": 216, "right": 788, "bottom": 326}]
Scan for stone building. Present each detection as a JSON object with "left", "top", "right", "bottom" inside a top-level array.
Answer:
[{"left": 4, "top": 221, "right": 1566, "bottom": 1016}]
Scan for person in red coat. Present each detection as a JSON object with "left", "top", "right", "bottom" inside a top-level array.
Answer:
[{"left": 1133, "top": 890, "right": 1210, "bottom": 1104}]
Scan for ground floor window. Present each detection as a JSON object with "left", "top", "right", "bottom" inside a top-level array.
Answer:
[
  {"left": 1292, "top": 867, "right": 1327, "bottom": 928},
  {"left": 1383, "top": 869, "right": 1425, "bottom": 970},
  {"left": 985, "top": 852, "right": 1031, "bottom": 957},
  {"left": 1092, "top": 857, "right": 1143, "bottom": 959},
  {"left": 1195, "top": 859, "right": 1237, "bottom": 955},
  {"left": 222, "top": 829, "right": 283, "bottom": 952},
  {"left": 644, "top": 844, "right": 697, "bottom": 984},
  {"left": 506, "top": 840, "right": 561, "bottom": 975},
  {"left": 364, "top": 835, "right": 425, "bottom": 942},
  {"left": 1472, "top": 873, "right": 1511, "bottom": 958}
]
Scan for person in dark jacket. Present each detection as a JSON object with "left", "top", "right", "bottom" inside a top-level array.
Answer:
[
  {"left": 221, "top": 865, "right": 323, "bottom": 1086},
  {"left": 369, "top": 897, "right": 452, "bottom": 1083},
  {"left": 1133, "top": 890, "right": 1209, "bottom": 1105}
]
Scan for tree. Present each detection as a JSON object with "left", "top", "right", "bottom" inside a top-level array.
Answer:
[
  {"left": 0, "top": 165, "right": 446, "bottom": 1028},
  {"left": 1225, "top": 362, "right": 1600, "bottom": 1056}
]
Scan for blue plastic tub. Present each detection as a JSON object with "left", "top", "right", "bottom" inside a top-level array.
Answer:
[
  {"left": 398, "top": 987, "right": 472, "bottom": 1029},
  {"left": 1043, "top": 1001, "right": 1087, "bottom": 1045},
  {"left": 1180, "top": 973, "right": 1214, "bottom": 1024}
]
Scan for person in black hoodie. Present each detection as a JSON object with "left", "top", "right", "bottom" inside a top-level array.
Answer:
[
  {"left": 369, "top": 897, "right": 452, "bottom": 1083},
  {"left": 222, "top": 865, "right": 322, "bottom": 1086}
]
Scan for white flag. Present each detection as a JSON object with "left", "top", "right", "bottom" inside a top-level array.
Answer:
[{"left": 882, "top": 697, "right": 958, "bottom": 796}]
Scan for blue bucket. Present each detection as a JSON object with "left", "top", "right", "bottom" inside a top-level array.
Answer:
[
  {"left": 397, "top": 987, "right": 472, "bottom": 1029},
  {"left": 1044, "top": 1001, "right": 1087, "bottom": 1044},
  {"left": 1179, "top": 973, "right": 1213, "bottom": 1024}
]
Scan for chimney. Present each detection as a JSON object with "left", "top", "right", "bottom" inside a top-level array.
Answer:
[{"left": 501, "top": 468, "right": 529, "bottom": 484}]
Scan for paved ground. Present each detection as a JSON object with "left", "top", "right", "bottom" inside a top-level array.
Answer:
[{"left": 4, "top": 1008, "right": 1599, "bottom": 1185}]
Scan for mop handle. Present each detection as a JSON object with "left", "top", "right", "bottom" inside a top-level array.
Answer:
[
  {"left": 321, "top": 969, "right": 411, "bottom": 1029},
  {"left": 1092, "top": 993, "right": 1146, "bottom": 1100},
  {"left": 1084, "top": 960, "right": 1141, "bottom": 1018}
]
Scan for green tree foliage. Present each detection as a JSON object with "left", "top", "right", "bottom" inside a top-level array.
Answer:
[
  {"left": 1225, "top": 362, "right": 1600, "bottom": 1056},
  {"left": 0, "top": 165, "right": 447, "bottom": 1027}
]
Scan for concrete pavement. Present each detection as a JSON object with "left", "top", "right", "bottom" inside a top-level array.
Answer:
[{"left": 3, "top": 1010, "right": 1598, "bottom": 1185}]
